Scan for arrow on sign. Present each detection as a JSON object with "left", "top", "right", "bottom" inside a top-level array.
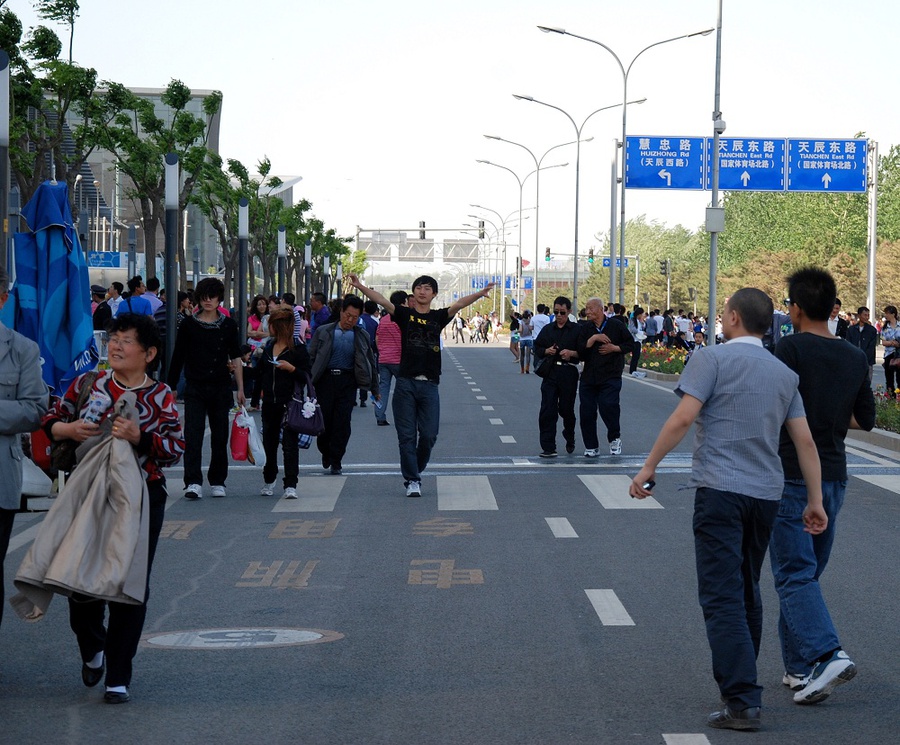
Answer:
[
  {"left": 658, "top": 169, "right": 672, "bottom": 186},
  {"left": 822, "top": 173, "right": 832, "bottom": 189},
  {"left": 740, "top": 171, "right": 751, "bottom": 186}
]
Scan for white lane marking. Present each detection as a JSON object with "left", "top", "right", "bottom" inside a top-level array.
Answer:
[
  {"left": 855, "top": 474, "right": 900, "bottom": 494},
  {"left": 663, "top": 736, "right": 712, "bottom": 745},
  {"left": 846, "top": 445, "right": 896, "bottom": 467},
  {"left": 272, "top": 477, "right": 346, "bottom": 512},
  {"left": 579, "top": 474, "right": 663, "bottom": 509},
  {"left": 499, "top": 435, "right": 516, "bottom": 443},
  {"left": 545, "top": 517, "right": 578, "bottom": 538},
  {"left": 438, "top": 475, "right": 498, "bottom": 510},
  {"left": 482, "top": 406, "right": 494, "bottom": 411},
  {"left": 489, "top": 419, "right": 503, "bottom": 425},
  {"left": 476, "top": 396, "right": 487, "bottom": 400},
  {"left": 472, "top": 388, "right": 482, "bottom": 392},
  {"left": 7, "top": 522, "right": 41, "bottom": 553},
  {"left": 511, "top": 458, "right": 531, "bottom": 465},
  {"left": 623, "top": 375, "right": 678, "bottom": 394},
  {"left": 585, "top": 589, "right": 635, "bottom": 626}
]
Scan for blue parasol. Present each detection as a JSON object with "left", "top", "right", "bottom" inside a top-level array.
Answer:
[{"left": 1, "top": 180, "right": 96, "bottom": 396}]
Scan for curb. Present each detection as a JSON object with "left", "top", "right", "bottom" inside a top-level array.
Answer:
[{"left": 846, "top": 427, "right": 900, "bottom": 453}]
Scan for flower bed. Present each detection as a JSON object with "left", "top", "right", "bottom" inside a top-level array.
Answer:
[
  {"left": 874, "top": 387, "right": 900, "bottom": 433},
  {"left": 628, "top": 346, "right": 688, "bottom": 375}
]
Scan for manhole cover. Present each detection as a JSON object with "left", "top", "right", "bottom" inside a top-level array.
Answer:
[{"left": 142, "top": 627, "right": 343, "bottom": 649}]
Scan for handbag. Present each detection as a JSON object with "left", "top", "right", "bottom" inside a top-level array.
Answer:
[
  {"left": 283, "top": 373, "right": 326, "bottom": 436},
  {"left": 50, "top": 370, "right": 99, "bottom": 474},
  {"left": 230, "top": 408, "right": 250, "bottom": 461},
  {"left": 533, "top": 355, "right": 549, "bottom": 378}
]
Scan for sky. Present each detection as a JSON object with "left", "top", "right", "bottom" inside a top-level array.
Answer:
[{"left": 8, "top": 0, "right": 900, "bottom": 275}]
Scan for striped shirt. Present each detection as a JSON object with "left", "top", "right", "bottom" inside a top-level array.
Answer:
[{"left": 376, "top": 314, "right": 402, "bottom": 364}]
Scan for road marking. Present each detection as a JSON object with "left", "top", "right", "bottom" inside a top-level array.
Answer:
[
  {"left": 7, "top": 522, "right": 41, "bottom": 553},
  {"left": 476, "top": 395, "right": 487, "bottom": 400},
  {"left": 272, "top": 477, "right": 345, "bottom": 512},
  {"left": 499, "top": 435, "right": 516, "bottom": 443},
  {"left": 545, "top": 517, "right": 578, "bottom": 538},
  {"left": 846, "top": 445, "right": 896, "bottom": 466},
  {"left": 585, "top": 589, "right": 635, "bottom": 626},
  {"left": 663, "top": 736, "right": 712, "bottom": 745},
  {"left": 489, "top": 418, "right": 503, "bottom": 425},
  {"left": 511, "top": 458, "right": 531, "bottom": 465},
  {"left": 579, "top": 475, "right": 664, "bottom": 509},
  {"left": 438, "top": 475, "right": 498, "bottom": 510},
  {"left": 624, "top": 376, "right": 677, "bottom": 394},
  {"left": 482, "top": 406, "right": 494, "bottom": 411},
  {"left": 855, "top": 474, "right": 900, "bottom": 494},
  {"left": 467, "top": 381, "right": 476, "bottom": 385},
  {"left": 472, "top": 388, "right": 482, "bottom": 392}
]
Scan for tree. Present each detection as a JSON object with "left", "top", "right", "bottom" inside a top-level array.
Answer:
[
  {"left": 34, "top": 0, "right": 79, "bottom": 64},
  {"left": 93, "top": 79, "right": 222, "bottom": 280}
]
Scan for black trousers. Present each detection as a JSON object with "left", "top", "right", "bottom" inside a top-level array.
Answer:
[
  {"left": 538, "top": 368, "right": 579, "bottom": 452},
  {"left": 261, "top": 400, "right": 300, "bottom": 488},
  {"left": 67, "top": 480, "right": 167, "bottom": 688},
  {"left": 316, "top": 371, "right": 357, "bottom": 468},
  {"left": 183, "top": 381, "right": 234, "bottom": 488},
  {"left": 0, "top": 507, "right": 16, "bottom": 628}
]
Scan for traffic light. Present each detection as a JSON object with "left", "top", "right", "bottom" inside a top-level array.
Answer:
[
  {"left": 659, "top": 259, "right": 668, "bottom": 276},
  {"left": 545, "top": 247, "right": 551, "bottom": 262},
  {"left": 478, "top": 220, "right": 485, "bottom": 240},
  {"left": 419, "top": 221, "right": 425, "bottom": 240},
  {"left": 588, "top": 248, "right": 594, "bottom": 264}
]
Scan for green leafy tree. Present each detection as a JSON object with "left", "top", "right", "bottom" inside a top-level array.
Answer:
[{"left": 34, "top": 0, "right": 78, "bottom": 64}]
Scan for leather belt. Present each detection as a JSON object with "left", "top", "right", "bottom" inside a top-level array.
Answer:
[{"left": 329, "top": 368, "right": 352, "bottom": 375}]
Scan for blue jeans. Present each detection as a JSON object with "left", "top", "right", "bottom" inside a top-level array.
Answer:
[
  {"left": 769, "top": 479, "right": 845, "bottom": 675},
  {"left": 578, "top": 377, "right": 622, "bottom": 449},
  {"left": 519, "top": 338, "right": 533, "bottom": 371},
  {"left": 392, "top": 376, "right": 440, "bottom": 483},
  {"left": 693, "top": 487, "right": 779, "bottom": 710},
  {"left": 376, "top": 362, "right": 400, "bottom": 423}
]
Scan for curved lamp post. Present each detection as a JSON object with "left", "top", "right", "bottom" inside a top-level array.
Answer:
[{"left": 538, "top": 25, "right": 713, "bottom": 303}]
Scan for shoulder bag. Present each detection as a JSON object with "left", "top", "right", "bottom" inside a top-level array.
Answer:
[{"left": 283, "top": 373, "right": 326, "bottom": 436}]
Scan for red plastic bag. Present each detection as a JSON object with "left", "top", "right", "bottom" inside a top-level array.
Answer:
[{"left": 230, "top": 408, "right": 249, "bottom": 461}]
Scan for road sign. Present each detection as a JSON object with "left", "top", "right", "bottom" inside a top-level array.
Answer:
[
  {"left": 706, "top": 137, "right": 785, "bottom": 191},
  {"left": 625, "top": 136, "right": 706, "bottom": 190},
  {"left": 601, "top": 257, "right": 630, "bottom": 268},
  {"left": 787, "top": 138, "right": 867, "bottom": 193}
]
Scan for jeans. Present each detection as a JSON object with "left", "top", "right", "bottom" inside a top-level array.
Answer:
[
  {"left": 519, "top": 338, "right": 533, "bottom": 371},
  {"left": 68, "top": 480, "right": 167, "bottom": 688},
  {"left": 393, "top": 376, "right": 440, "bottom": 483},
  {"left": 376, "top": 362, "right": 400, "bottom": 423},
  {"left": 769, "top": 479, "right": 846, "bottom": 676},
  {"left": 183, "top": 381, "right": 234, "bottom": 488},
  {"left": 693, "top": 487, "right": 779, "bottom": 710},
  {"left": 538, "top": 368, "right": 578, "bottom": 452},
  {"left": 628, "top": 341, "right": 642, "bottom": 374},
  {"left": 578, "top": 377, "right": 623, "bottom": 449},
  {"left": 261, "top": 400, "right": 300, "bottom": 488}
]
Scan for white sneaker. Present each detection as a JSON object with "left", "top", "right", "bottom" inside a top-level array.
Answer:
[
  {"left": 406, "top": 480, "right": 422, "bottom": 498},
  {"left": 794, "top": 650, "right": 856, "bottom": 704},
  {"left": 584, "top": 448, "right": 600, "bottom": 458},
  {"left": 184, "top": 484, "right": 202, "bottom": 500},
  {"left": 260, "top": 483, "right": 275, "bottom": 496},
  {"left": 783, "top": 672, "right": 811, "bottom": 691},
  {"left": 283, "top": 487, "right": 297, "bottom": 499},
  {"left": 210, "top": 485, "right": 226, "bottom": 498},
  {"left": 609, "top": 438, "right": 622, "bottom": 455},
  {"left": 631, "top": 371, "right": 647, "bottom": 378}
]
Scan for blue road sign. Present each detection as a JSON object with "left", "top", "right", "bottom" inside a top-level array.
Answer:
[
  {"left": 601, "top": 257, "right": 630, "bottom": 268},
  {"left": 706, "top": 137, "right": 785, "bottom": 191},
  {"left": 88, "top": 251, "right": 122, "bottom": 268},
  {"left": 625, "top": 136, "right": 706, "bottom": 190},
  {"left": 787, "top": 138, "right": 867, "bottom": 193}
]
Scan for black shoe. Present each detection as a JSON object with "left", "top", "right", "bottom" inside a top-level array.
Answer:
[
  {"left": 707, "top": 705, "right": 761, "bottom": 731},
  {"left": 81, "top": 659, "right": 104, "bottom": 688},
  {"left": 359, "top": 401, "right": 367, "bottom": 408},
  {"left": 377, "top": 420, "right": 390, "bottom": 426},
  {"left": 103, "top": 690, "right": 131, "bottom": 705},
  {"left": 565, "top": 441, "right": 575, "bottom": 454},
  {"left": 330, "top": 465, "right": 343, "bottom": 475},
  {"left": 539, "top": 450, "right": 557, "bottom": 458},
  {"left": 322, "top": 455, "right": 331, "bottom": 470}
]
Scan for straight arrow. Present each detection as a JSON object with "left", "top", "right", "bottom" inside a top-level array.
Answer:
[
  {"left": 740, "top": 171, "right": 751, "bottom": 186},
  {"left": 822, "top": 172, "right": 832, "bottom": 189}
]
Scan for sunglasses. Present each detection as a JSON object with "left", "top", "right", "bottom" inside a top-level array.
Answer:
[{"left": 554, "top": 309, "right": 568, "bottom": 315}]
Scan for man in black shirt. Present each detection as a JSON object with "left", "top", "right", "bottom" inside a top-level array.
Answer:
[
  {"left": 845, "top": 306, "right": 877, "bottom": 382},
  {"left": 534, "top": 296, "right": 581, "bottom": 457},
  {"left": 349, "top": 273, "right": 493, "bottom": 497},
  {"left": 577, "top": 297, "right": 634, "bottom": 457},
  {"left": 771, "top": 268, "right": 875, "bottom": 705}
]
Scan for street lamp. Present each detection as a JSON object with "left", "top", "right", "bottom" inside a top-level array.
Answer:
[
  {"left": 512, "top": 96, "right": 645, "bottom": 311},
  {"left": 93, "top": 179, "right": 100, "bottom": 252},
  {"left": 469, "top": 204, "right": 528, "bottom": 322},
  {"left": 538, "top": 25, "right": 713, "bottom": 303}
]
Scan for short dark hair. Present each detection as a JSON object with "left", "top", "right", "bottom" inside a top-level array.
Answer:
[
  {"left": 127, "top": 275, "right": 143, "bottom": 293},
  {"left": 786, "top": 267, "right": 837, "bottom": 322},
  {"left": 553, "top": 296, "right": 572, "bottom": 311},
  {"left": 111, "top": 282, "right": 123, "bottom": 294},
  {"left": 146, "top": 277, "right": 160, "bottom": 292},
  {"left": 727, "top": 288, "right": 774, "bottom": 335},
  {"left": 389, "top": 290, "right": 408, "bottom": 307},
  {"left": 342, "top": 294, "right": 364, "bottom": 313},
  {"left": 106, "top": 312, "right": 161, "bottom": 371},
  {"left": 412, "top": 275, "right": 438, "bottom": 294},
  {"left": 282, "top": 292, "right": 296, "bottom": 305},
  {"left": 311, "top": 292, "right": 326, "bottom": 305},
  {"left": 363, "top": 300, "right": 378, "bottom": 315},
  {"left": 194, "top": 277, "right": 225, "bottom": 302},
  {"left": 858, "top": 306, "right": 869, "bottom": 315}
]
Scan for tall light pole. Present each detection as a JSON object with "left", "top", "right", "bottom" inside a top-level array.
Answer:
[
  {"left": 469, "top": 204, "right": 527, "bottom": 323},
  {"left": 513, "top": 97, "right": 645, "bottom": 311},
  {"left": 93, "top": 179, "right": 100, "bottom": 252},
  {"left": 538, "top": 25, "right": 713, "bottom": 304}
]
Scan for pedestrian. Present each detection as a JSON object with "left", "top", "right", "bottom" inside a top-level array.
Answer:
[
  {"left": 107, "top": 282, "right": 124, "bottom": 316},
  {"left": 42, "top": 312, "right": 184, "bottom": 704},
  {"left": 453, "top": 313, "right": 466, "bottom": 343},
  {"left": 308, "top": 294, "right": 379, "bottom": 475},
  {"left": 577, "top": 297, "right": 634, "bottom": 457},
  {"left": 144, "top": 277, "right": 163, "bottom": 314},
  {"left": 247, "top": 294, "right": 269, "bottom": 350},
  {"left": 628, "top": 306, "right": 647, "bottom": 377},
  {"left": 357, "top": 300, "right": 379, "bottom": 407},
  {"left": 309, "top": 292, "right": 331, "bottom": 332},
  {"left": 531, "top": 303, "right": 551, "bottom": 338},
  {"left": 115, "top": 276, "right": 153, "bottom": 317},
  {"left": 167, "top": 277, "right": 245, "bottom": 500},
  {"left": 846, "top": 306, "right": 877, "bottom": 383},
  {"left": 0, "top": 267, "right": 48, "bottom": 633},
  {"left": 258, "top": 308, "right": 311, "bottom": 499},
  {"left": 518, "top": 310, "right": 534, "bottom": 374},
  {"left": 827, "top": 298, "right": 849, "bottom": 339},
  {"left": 348, "top": 273, "right": 494, "bottom": 497},
  {"left": 662, "top": 308, "right": 675, "bottom": 347},
  {"left": 881, "top": 305, "right": 900, "bottom": 397},
  {"left": 534, "top": 296, "right": 581, "bottom": 458},
  {"left": 769, "top": 267, "right": 874, "bottom": 705},
  {"left": 629, "top": 287, "right": 827, "bottom": 732},
  {"left": 374, "top": 290, "right": 408, "bottom": 426},
  {"left": 508, "top": 312, "right": 520, "bottom": 361},
  {"left": 91, "top": 285, "right": 112, "bottom": 331}
]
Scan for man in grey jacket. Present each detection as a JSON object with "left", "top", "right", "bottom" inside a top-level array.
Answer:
[{"left": 0, "top": 266, "right": 49, "bottom": 628}]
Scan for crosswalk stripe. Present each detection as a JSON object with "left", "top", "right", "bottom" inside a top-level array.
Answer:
[
  {"left": 662, "top": 736, "right": 712, "bottom": 745},
  {"left": 438, "top": 475, "right": 498, "bottom": 510},
  {"left": 585, "top": 589, "right": 635, "bottom": 626},
  {"left": 499, "top": 435, "right": 516, "bottom": 443},
  {"left": 854, "top": 474, "right": 900, "bottom": 494},
  {"left": 579, "top": 475, "right": 664, "bottom": 509},
  {"left": 272, "top": 477, "right": 345, "bottom": 512},
  {"left": 545, "top": 517, "right": 578, "bottom": 538}
]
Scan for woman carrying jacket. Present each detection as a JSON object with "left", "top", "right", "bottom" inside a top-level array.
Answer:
[{"left": 258, "top": 308, "right": 311, "bottom": 498}]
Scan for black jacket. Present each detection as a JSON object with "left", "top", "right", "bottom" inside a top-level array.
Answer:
[
  {"left": 257, "top": 340, "right": 311, "bottom": 406},
  {"left": 534, "top": 320, "right": 580, "bottom": 380},
  {"left": 576, "top": 316, "right": 634, "bottom": 384}
]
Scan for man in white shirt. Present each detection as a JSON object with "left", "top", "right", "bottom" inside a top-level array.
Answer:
[{"left": 531, "top": 304, "right": 551, "bottom": 338}]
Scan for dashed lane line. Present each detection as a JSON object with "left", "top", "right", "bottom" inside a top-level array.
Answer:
[
  {"left": 545, "top": 518, "right": 578, "bottom": 538},
  {"left": 585, "top": 589, "right": 635, "bottom": 626}
]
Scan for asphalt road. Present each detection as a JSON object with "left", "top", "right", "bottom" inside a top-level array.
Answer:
[{"left": 2, "top": 339, "right": 898, "bottom": 744}]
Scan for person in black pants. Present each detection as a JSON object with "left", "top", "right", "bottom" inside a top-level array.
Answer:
[
  {"left": 533, "top": 296, "right": 581, "bottom": 457},
  {"left": 257, "top": 309, "right": 310, "bottom": 498}
]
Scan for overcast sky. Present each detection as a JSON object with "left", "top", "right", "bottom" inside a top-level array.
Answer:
[{"left": 10, "top": 0, "right": 899, "bottom": 271}]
